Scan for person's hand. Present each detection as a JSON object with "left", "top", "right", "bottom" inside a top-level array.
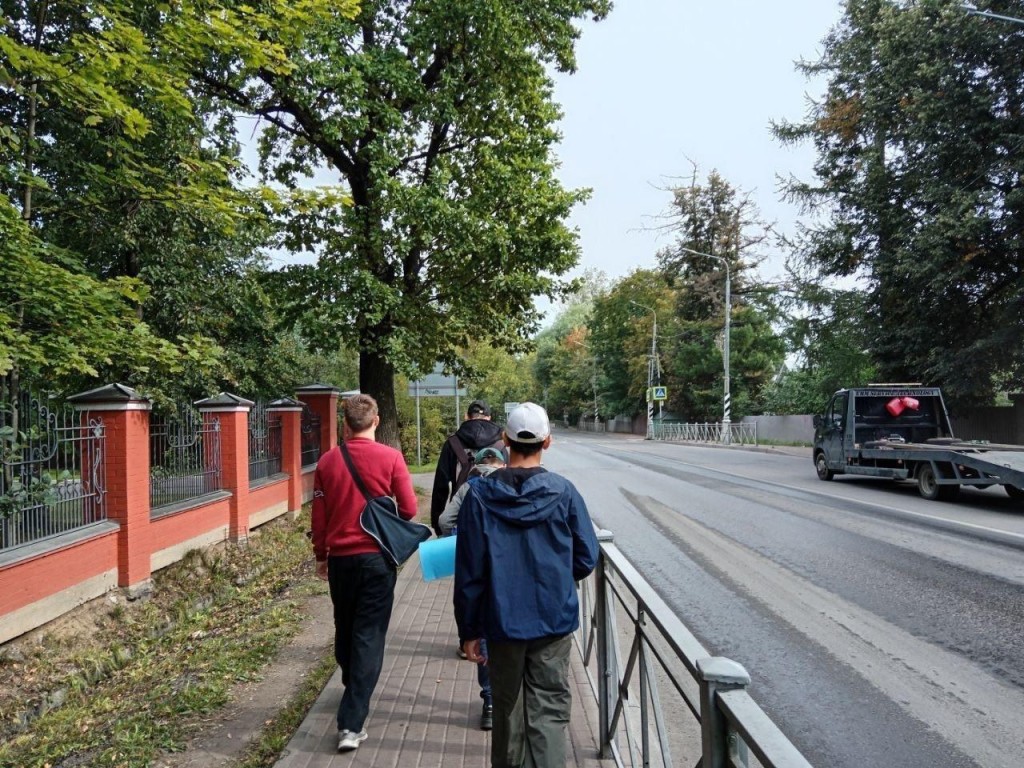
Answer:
[
  {"left": 315, "top": 559, "right": 328, "bottom": 581},
  {"left": 464, "top": 638, "right": 487, "bottom": 666}
]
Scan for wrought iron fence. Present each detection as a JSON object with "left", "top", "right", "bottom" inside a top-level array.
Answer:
[
  {"left": 150, "top": 407, "right": 221, "bottom": 511},
  {"left": 0, "top": 391, "right": 106, "bottom": 553},
  {"left": 249, "top": 401, "right": 283, "bottom": 484},
  {"left": 300, "top": 404, "right": 321, "bottom": 467},
  {"left": 653, "top": 421, "right": 758, "bottom": 446},
  {"left": 574, "top": 533, "right": 812, "bottom": 768}
]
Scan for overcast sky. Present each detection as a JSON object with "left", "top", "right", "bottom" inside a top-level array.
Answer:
[{"left": 548, "top": 0, "right": 845, "bottom": 296}]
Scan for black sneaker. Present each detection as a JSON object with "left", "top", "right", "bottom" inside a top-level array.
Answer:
[{"left": 480, "top": 703, "right": 493, "bottom": 731}]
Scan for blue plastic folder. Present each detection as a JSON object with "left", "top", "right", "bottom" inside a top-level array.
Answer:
[{"left": 418, "top": 536, "right": 456, "bottom": 581}]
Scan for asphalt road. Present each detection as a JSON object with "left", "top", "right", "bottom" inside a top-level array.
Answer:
[{"left": 542, "top": 428, "right": 1024, "bottom": 768}]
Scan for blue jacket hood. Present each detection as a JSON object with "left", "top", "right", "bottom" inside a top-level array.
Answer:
[
  {"left": 471, "top": 467, "right": 565, "bottom": 528},
  {"left": 453, "top": 468, "right": 600, "bottom": 643}
]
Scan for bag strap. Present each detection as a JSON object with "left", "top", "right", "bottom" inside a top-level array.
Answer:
[
  {"left": 447, "top": 434, "right": 471, "bottom": 467},
  {"left": 339, "top": 442, "right": 373, "bottom": 502}
]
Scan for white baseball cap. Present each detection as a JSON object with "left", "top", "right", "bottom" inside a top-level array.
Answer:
[{"left": 504, "top": 402, "right": 551, "bottom": 444}]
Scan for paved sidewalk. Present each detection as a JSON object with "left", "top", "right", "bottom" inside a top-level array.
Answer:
[{"left": 273, "top": 550, "right": 608, "bottom": 767}]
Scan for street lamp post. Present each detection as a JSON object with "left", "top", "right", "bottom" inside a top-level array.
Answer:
[
  {"left": 678, "top": 247, "right": 731, "bottom": 442},
  {"left": 630, "top": 301, "right": 658, "bottom": 439}
]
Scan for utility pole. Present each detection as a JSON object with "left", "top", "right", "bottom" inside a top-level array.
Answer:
[
  {"left": 678, "top": 247, "right": 731, "bottom": 443},
  {"left": 630, "top": 301, "right": 658, "bottom": 439}
]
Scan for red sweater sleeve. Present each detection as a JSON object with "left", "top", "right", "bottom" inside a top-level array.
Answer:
[{"left": 390, "top": 454, "right": 418, "bottom": 521}]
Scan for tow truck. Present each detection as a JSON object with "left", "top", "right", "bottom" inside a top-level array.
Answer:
[{"left": 812, "top": 384, "right": 1024, "bottom": 501}]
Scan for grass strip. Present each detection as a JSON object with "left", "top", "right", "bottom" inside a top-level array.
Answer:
[
  {"left": 232, "top": 651, "right": 338, "bottom": 768},
  {"left": 0, "top": 509, "right": 319, "bottom": 768}
]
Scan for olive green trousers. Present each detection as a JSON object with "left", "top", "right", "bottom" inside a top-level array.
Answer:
[{"left": 487, "top": 634, "right": 572, "bottom": 768}]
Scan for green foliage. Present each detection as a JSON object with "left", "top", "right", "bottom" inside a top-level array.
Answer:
[
  {"left": 589, "top": 269, "right": 674, "bottom": 417},
  {"left": 396, "top": 383, "right": 450, "bottom": 467},
  {"left": 767, "top": 261, "right": 878, "bottom": 414},
  {"left": 0, "top": 200, "right": 187, "bottom": 385},
  {"left": 774, "top": 0, "right": 1024, "bottom": 407},
  {"left": 533, "top": 300, "right": 597, "bottom": 424},
  {"left": 457, "top": 339, "right": 540, "bottom": 414},
  {"left": 0, "top": 0, "right": 286, "bottom": 401},
  {"left": 192, "top": 0, "right": 610, "bottom": 446},
  {"left": 655, "top": 171, "right": 784, "bottom": 421}
]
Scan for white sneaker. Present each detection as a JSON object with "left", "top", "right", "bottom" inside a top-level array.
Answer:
[{"left": 337, "top": 729, "right": 368, "bottom": 751}]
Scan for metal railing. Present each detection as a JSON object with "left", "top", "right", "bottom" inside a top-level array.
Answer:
[
  {"left": 149, "top": 407, "right": 222, "bottom": 511},
  {"left": 574, "top": 533, "right": 812, "bottom": 768},
  {"left": 653, "top": 421, "right": 758, "bottom": 446},
  {"left": 300, "top": 404, "right": 321, "bottom": 467},
  {"left": 248, "top": 401, "right": 282, "bottom": 484},
  {"left": 0, "top": 391, "right": 106, "bottom": 552}
]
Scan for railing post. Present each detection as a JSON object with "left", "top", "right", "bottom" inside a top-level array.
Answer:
[
  {"left": 697, "top": 656, "right": 752, "bottom": 768},
  {"left": 295, "top": 384, "right": 340, "bottom": 457},
  {"left": 268, "top": 397, "right": 304, "bottom": 518},
  {"left": 594, "top": 528, "right": 615, "bottom": 758},
  {"left": 67, "top": 384, "right": 153, "bottom": 595},
  {"left": 196, "top": 393, "right": 254, "bottom": 544}
]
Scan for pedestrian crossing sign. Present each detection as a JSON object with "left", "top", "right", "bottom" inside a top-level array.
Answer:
[{"left": 653, "top": 386, "right": 667, "bottom": 401}]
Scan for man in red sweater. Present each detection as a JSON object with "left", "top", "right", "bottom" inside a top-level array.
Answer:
[{"left": 312, "top": 394, "right": 418, "bottom": 753}]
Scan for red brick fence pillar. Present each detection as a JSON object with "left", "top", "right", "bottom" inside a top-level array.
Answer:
[
  {"left": 268, "top": 397, "right": 304, "bottom": 518},
  {"left": 195, "top": 393, "right": 253, "bottom": 544},
  {"left": 295, "top": 384, "right": 340, "bottom": 458},
  {"left": 67, "top": 383, "right": 153, "bottom": 594}
]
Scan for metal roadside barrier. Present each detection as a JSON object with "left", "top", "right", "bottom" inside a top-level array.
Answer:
[
  {"left": 573, "top": 530, "right": 813, "bottom": 768},
  {"left": 653, "top": 421, "right": 758, "bottom": 446}
]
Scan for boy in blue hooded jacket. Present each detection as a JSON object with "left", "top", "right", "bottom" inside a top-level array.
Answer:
[{"left": 454, "top": 402, "right": 599, "bottom": 768}]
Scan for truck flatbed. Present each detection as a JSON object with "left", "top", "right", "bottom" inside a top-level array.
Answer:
[{"left": 813, "top": 386, "right": 1024, "bottom": 502}]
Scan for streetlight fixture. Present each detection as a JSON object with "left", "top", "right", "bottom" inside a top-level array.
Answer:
[
  {"left": 962, "top": 4, "right": 1024, "bottom": 25},
  {"left": 678, "top": 247, "right": 732, "bottom": 442},
  {"left": 629, "top": 300, "right": 658, "bottom": 439}
]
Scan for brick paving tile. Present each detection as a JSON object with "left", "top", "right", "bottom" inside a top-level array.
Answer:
[{"left": 274, "top": 552, "right": 609, "bottom": 768}]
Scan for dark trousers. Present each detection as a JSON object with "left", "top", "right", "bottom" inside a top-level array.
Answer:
[
  {"left": 478, "top": 638, "right": 492, "bottom": 703},
  {"left": 327, "top": 552, "right": 397, "bottom": 732},
  {"left": 488, "top": 634, "right": 572, "bottom": 768}
]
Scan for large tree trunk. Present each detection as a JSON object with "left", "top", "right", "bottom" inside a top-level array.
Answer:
[{"left": 360, "top": 349, "right": 401, "bottom": 450}]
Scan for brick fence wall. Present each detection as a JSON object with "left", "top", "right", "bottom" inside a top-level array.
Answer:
[{"left": 0, "top": 383, "right": 342, "bottom": 645}]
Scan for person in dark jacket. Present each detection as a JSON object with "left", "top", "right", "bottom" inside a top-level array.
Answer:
[
  {"left": 430, "top": 399, "right": 504, "bottom": 536},
  {"left": 454, "top": 402, "right": 599, "bottom": 768}
]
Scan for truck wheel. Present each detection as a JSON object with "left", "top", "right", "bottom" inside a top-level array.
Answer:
[
  {"left": 1005, "top": 485, "right": 1024, "bottom": 500},
  {"left": 917, "top": 465, "right": 959, "bottom": 501},
  {"left": 814, "top": 452, "right": 834, "bottom": 481}
]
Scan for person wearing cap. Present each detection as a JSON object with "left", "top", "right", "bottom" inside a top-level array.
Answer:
[
  {"left": 437, "top": 446, "right": 508, "bottom": 732},
  {"left": 453, "top": 402, "right": 599, "bottom": 768},
  {"left": 438, "top": 446, "right": 507, "bottom": 536},
  {"left": 430, "top": 399, "right": 504, "bottom": 536}
]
